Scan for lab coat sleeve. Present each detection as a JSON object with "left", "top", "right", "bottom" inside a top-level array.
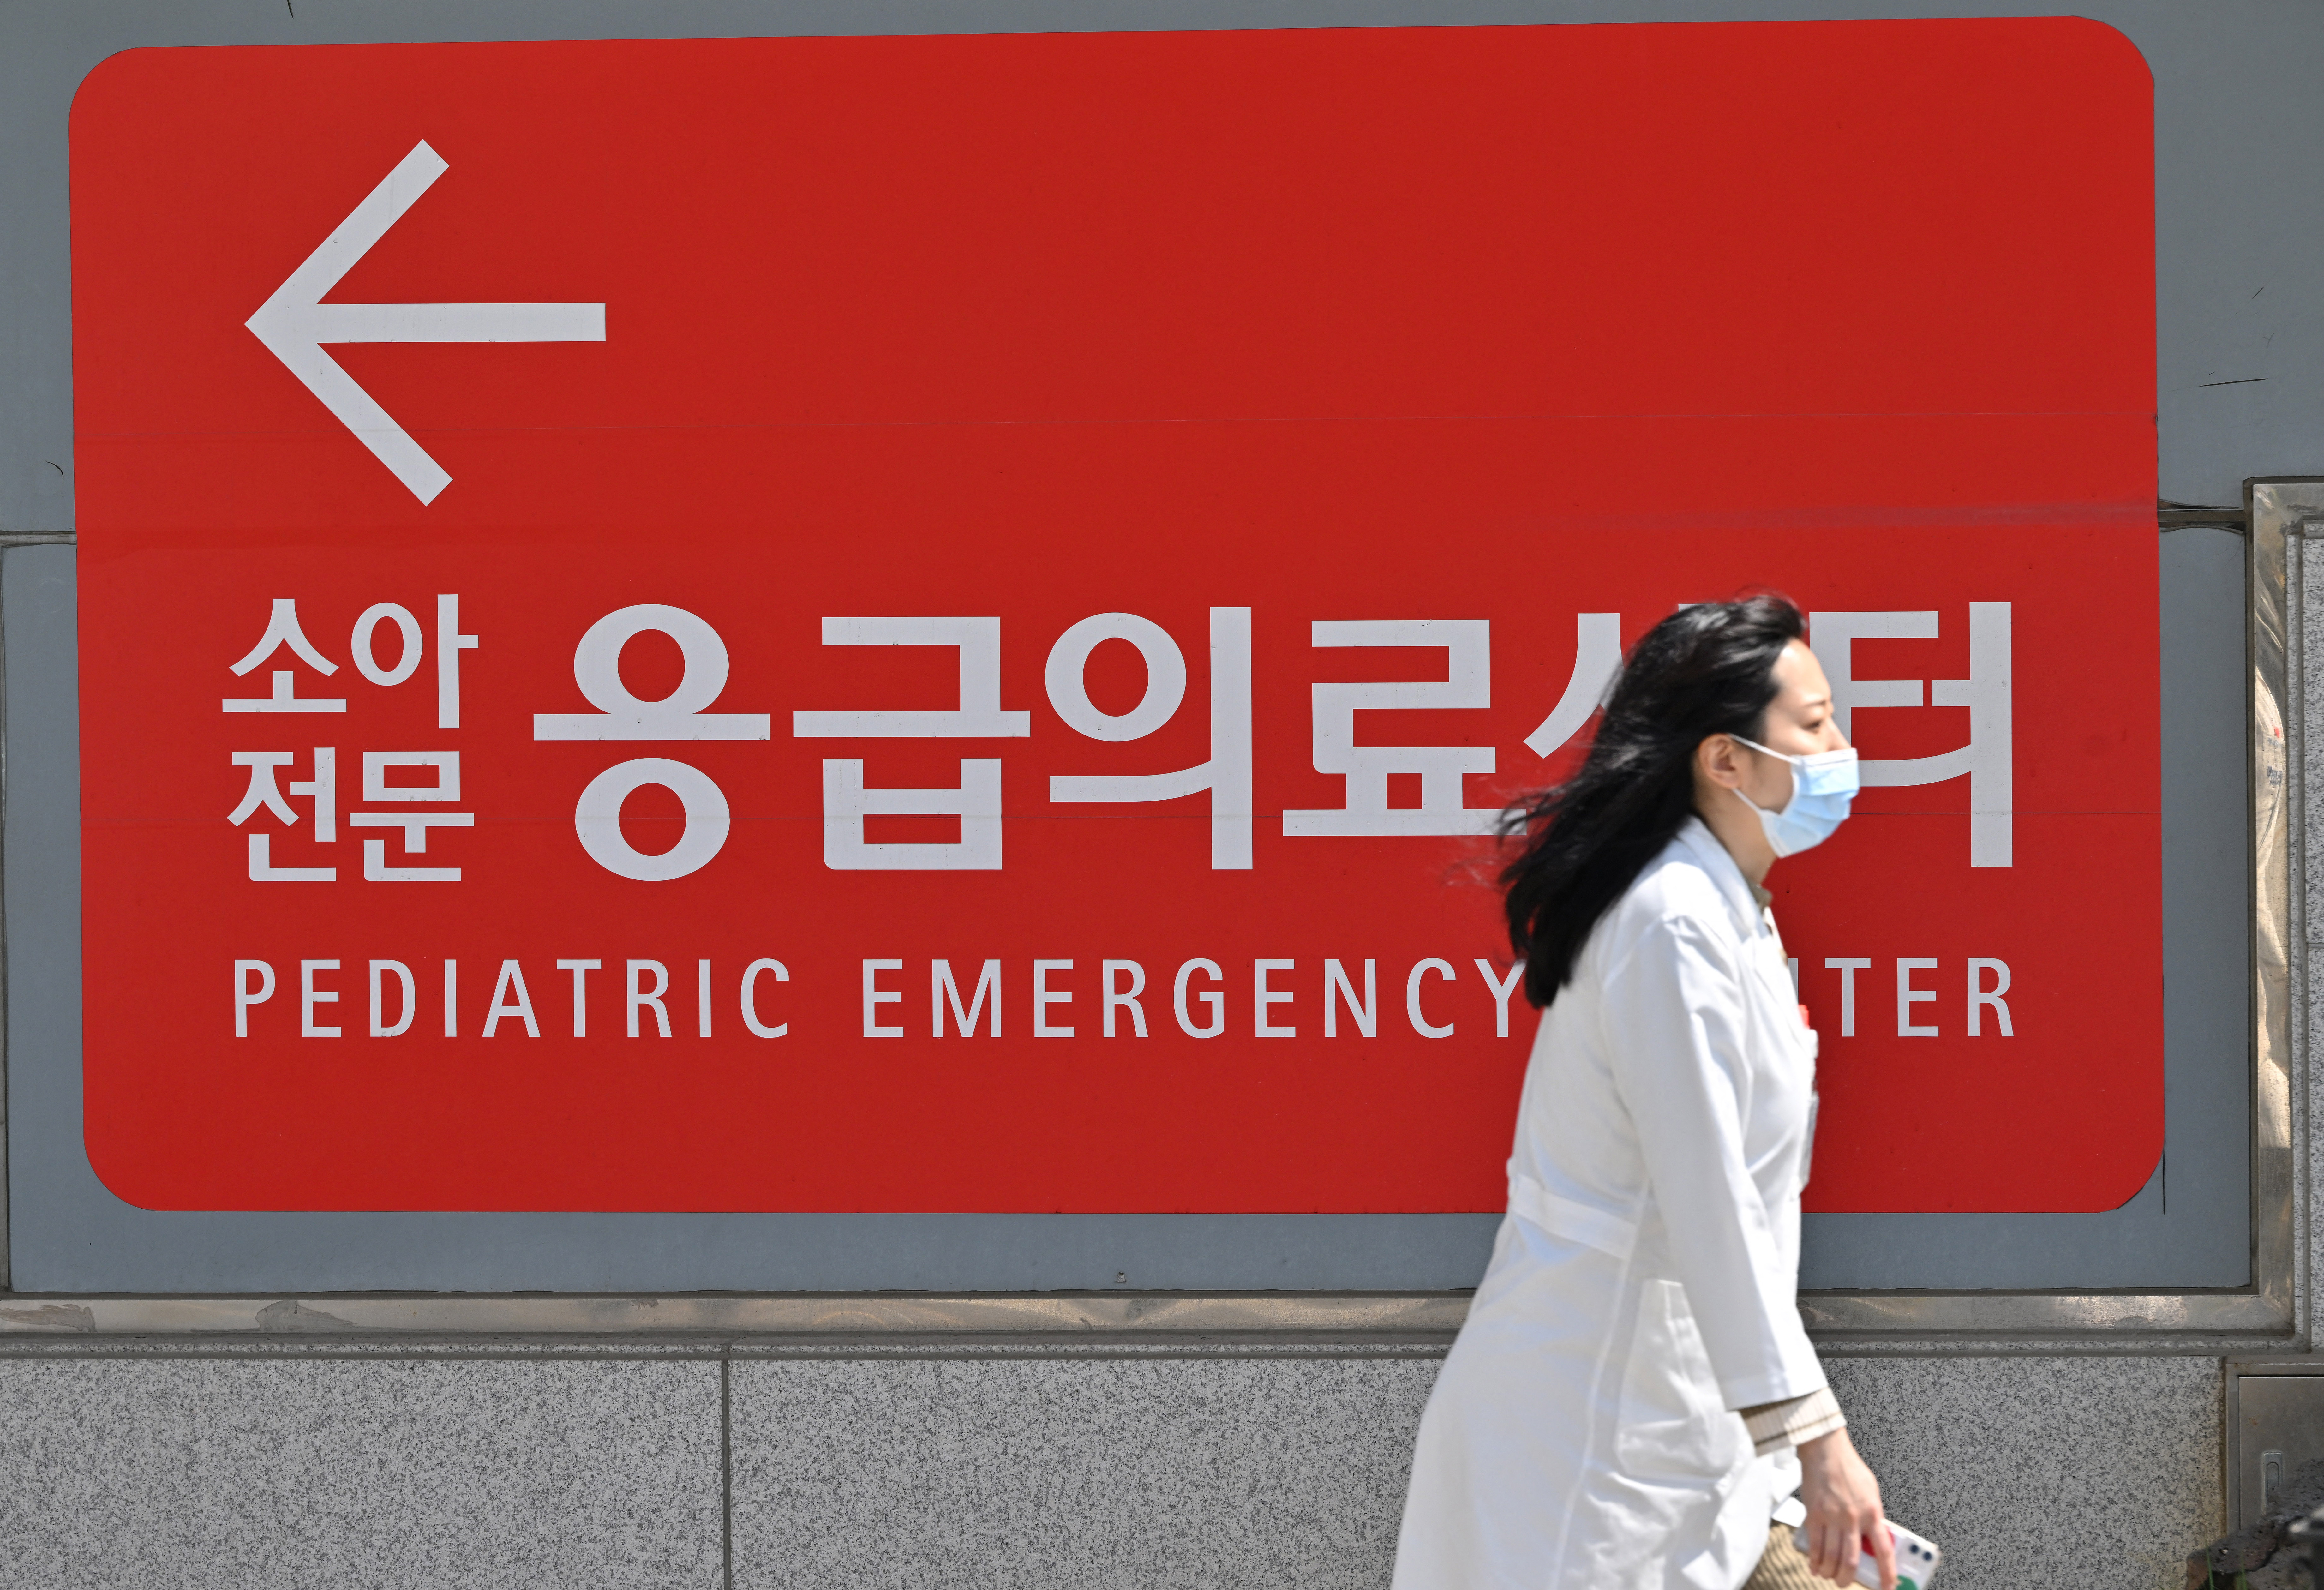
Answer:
[{"left": 1599, "top": 912, "right": 1825, "bottom": 1410}]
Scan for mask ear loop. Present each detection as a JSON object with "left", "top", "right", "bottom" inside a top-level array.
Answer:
[
  {"left": 1726, "top": 735, "right": 1795, "bottom": 819},
  {"left": 1728, "top": 733, "right": 1800, "bottom": 768}
]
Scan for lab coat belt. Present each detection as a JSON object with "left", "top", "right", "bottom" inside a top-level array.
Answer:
[{"left": 1505, "top": 1165, "right": 1641, "bottom": 1261}]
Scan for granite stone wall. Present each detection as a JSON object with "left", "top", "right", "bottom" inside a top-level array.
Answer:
[{"left": 0, "top": 1348, "right": 2221, "bottom": 1590}]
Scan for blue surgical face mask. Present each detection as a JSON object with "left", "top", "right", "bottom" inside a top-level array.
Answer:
[{"left": 1728, "top": 735, "right": 1859, "bottom": 857}]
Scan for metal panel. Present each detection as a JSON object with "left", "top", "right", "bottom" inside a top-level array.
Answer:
[
  {"left": 0, "top": 494, "right": 2293, "bottom": 1337},
  {"left": 1802, "top": 478, "right": 2305, "bottom": 1337},
  {"left": 2225, "top": 1361, "right": 2324, "bottom": 1527},
  {"left": 0, "top": 0, "right": 2302, "bottom": 1324},
  {"left": 1798, "top": 520, "right": 2253, "bottom": 1289}
]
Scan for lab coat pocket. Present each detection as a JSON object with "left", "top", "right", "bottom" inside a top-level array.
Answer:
[{"left": 1614, "top": 1279, "right": 1742, "bottom": 1484}]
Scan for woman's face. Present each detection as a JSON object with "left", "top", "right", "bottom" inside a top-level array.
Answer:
[{"left": 1733, "top": 639, "right": 1849, "bottom": 811}]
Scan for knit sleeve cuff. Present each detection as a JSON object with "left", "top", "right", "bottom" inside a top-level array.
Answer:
[{"left": 1739, "top": 1386, "right": 1846, "bottom": 1457}]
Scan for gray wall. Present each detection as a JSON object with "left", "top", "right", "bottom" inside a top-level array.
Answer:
[
  {"left": 0, "top": 0, "right": 2284, "bottom": 1301},
  {"left": 2, "top": 1, "right": 2317, "bottom": 1587},
  {"left": 0, "top": 1346, "right": 2227, "bottom": 1589}
]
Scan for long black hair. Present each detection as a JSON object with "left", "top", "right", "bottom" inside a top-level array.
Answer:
[{"left": 1501, "top": 595, "right": 1805, "bottom": 1009}]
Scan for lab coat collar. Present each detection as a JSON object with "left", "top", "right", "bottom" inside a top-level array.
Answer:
[{"left": 1674, "top": 816, "right": 1767, "bottom": 940}]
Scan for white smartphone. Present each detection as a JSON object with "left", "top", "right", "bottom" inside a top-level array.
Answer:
[{"left": 1792, "top": 1519, "right": 1942, "bottom": 1589}]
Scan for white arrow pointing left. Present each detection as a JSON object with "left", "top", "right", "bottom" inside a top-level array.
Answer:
[{"left": 246, "top": 140, "right": 606, "bottom": 505}]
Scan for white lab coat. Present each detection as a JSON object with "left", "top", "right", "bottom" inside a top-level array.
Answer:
[{"left": 1393, "top": 817, "right": 1825, "bottom": 1590}]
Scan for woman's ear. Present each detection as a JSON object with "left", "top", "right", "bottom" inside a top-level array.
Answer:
[{"left": 1696, "top": 733, "right": 1744, "bottom": 791}]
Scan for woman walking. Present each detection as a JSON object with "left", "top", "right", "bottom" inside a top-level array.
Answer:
[{"left": 1393, "top": 597, "right": 1894, "bottom": 1590}]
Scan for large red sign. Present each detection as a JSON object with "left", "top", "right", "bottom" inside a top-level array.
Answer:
[{"left": 71, "top": 21, "right": 2158, "bottom": 1215}]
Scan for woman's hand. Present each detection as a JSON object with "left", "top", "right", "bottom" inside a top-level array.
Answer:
[{"left": 1796, "top": 1427, "right": 1895, "bottom": 1589}]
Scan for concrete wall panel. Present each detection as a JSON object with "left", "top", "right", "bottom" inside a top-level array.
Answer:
[
  {"left": 1827, "top": 1355, "right": 2222, "bottom": 1590},
  {"left": 0, "top": 1357, "right": 722, "bottom": 1590},
  {"left": 726, "top": 1353, "right": 2222, "bottom": 1590},
  {"left": 731, "top": 1355, "right": 1435, "bottom": 1590},
  {"left": 0, "top": 1351, "right": 2230, "bottom": 1589}
]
